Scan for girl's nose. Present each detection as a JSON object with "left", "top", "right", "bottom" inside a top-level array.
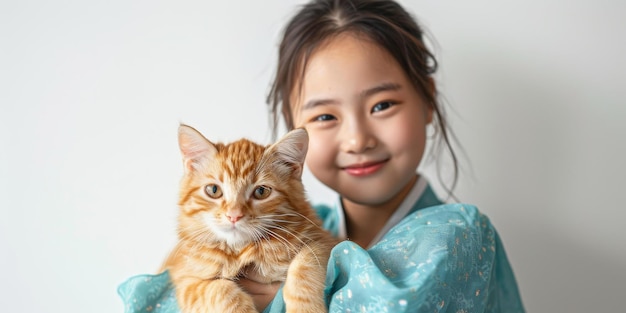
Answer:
[{"left": 339, "top": 119, "right": 377, "bottom": 153}]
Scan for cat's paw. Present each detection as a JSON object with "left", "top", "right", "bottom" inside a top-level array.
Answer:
[
  {"left": 285, "top": 304, "right": 327, "bottom": 313},
  {"left": 176, "top": 278, "right": 257, "bottom": 313}
]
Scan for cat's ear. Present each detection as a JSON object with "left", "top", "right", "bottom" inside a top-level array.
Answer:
[
  {"left": 178, "top": 124, "right": 217, "bottom": 173},
  {"left": 267, "top": 128, "right": 308, "bottom": 179}
]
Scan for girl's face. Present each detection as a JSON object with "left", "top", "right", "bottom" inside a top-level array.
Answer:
[{"left": 291, "top": 33, "right": 432, "bottom": 207}]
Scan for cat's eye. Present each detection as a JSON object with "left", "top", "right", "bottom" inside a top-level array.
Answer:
[
  {"left": 205, "top": 184, "right": 223, "bottom": 199},
  {"left": 253, "top": 185, "right": 272, "bottom": 200}
]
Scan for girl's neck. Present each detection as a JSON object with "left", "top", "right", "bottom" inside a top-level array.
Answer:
[{"left": 342, "top": 175, "right": 418, "bottom": 248}]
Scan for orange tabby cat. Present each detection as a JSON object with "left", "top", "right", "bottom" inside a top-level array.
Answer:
[{"left": 161, "top": 124, "right": 337, "bottom": 313}]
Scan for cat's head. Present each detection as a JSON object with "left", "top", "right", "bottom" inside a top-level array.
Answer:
[{"left": 176, "top": 124, "right": 309, "bottom": 248}]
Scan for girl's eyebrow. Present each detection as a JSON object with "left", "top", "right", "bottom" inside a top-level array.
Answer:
[
  {"left": 301, "top": 82, "right": 402, "bottom": 111},
  {"left": 360, "top": 82, "right": 402, "bottom": 99},
  {"left": 302, "top": 98, "right": 338, "bottom": 111}
]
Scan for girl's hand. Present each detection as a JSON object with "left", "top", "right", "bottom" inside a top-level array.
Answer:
[{"left": 237, "top": 266, "right": 281, "bottom": 312}]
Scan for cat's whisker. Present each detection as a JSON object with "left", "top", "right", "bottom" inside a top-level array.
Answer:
[
  {"left": 264, "top": 226, "right": 323, "bottom": 268},
  {"left": 264, "top": 222, "right": 316, "bottom": 242},
  {"left": 265, "top": 224, "right": 313, "bottom": 246},
  {"left": 275, "top": 210, "right": 327, "bottom": 231},
  {"left": 260, "top": 226, "right": 297, "bottom": 249},
  {"left": 250, "top": 229, "right": 268, "bottom": 249},
  {"left": 261, "top": 232, "right": 290, "bottom": 260},
  {"left": 259, "top": 214, "right": 301, "bottom": 222},
  {"left": 241, "top": 224, "right": 268, "bottom": 244},
  {"left": 184, "top": 227, "right": 214, "bottom": 242},
  {"left": 257, "top": 232, "right": 287, "bottom": 260},
  {"left": 265, "top": 224, "right": 324, "bottom": 268},
  {"left": 261, "top": 227, "right": 301, "bottom": 259},
  {"left": 259, "top": 218, "right": 301, "bottom": 225},
  {"left": 260, "top": 211, "right": 322, "bottom": 228}
]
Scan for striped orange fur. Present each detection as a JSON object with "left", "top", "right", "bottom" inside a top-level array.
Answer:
[{"left": 161, "top": 124, "right": 337, "bottom": 313}]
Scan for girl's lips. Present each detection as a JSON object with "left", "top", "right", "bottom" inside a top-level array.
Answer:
[{"left": 342, "top": 160, "right": 387, "bottom": 177}]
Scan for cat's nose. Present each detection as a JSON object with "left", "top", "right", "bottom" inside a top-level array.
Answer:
[{"left": 226, "top": 212, "right": 244, "bottom": 223}]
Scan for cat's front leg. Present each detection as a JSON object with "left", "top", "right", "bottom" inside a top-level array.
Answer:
[
  {"left": 175, "top": 276, "right": 256, "bottom": 313},
  {"left": 282, "top": 242, "right": 331, "bottom": 313}
]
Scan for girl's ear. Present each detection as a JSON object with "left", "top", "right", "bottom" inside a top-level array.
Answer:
[
  {"left": 178, "top": 124, "right": 217, "bottom": 173},
  {"left": 265, "top": 128, "right": 308, "bottom": 179}
]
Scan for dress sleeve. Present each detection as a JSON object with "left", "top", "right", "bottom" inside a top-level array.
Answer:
[
  {"left": 324, "top": 204, "right": 524, "bottom": 313},
  {"left": 117, "top": 270, "right": 179, "bottom": 313}
]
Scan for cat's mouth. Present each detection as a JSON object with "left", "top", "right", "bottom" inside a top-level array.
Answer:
[
  {"left": 214, "top": 223, "right": 256, "bottom": 246},
  {"left": 220, "top": 221, "right": 246, "bottom": 231},
  {"left": 208, "top": 217, "right": 252, "bottom": 238}
]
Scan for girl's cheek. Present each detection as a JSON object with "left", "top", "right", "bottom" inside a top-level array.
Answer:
[
  {"left": 304, "top": 129, "right": 329, "bottom": 164},
  {"left": 289, "top": 103, "right": 305, "bottom": 128}
]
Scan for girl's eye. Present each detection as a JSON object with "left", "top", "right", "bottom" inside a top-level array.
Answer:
[
  {"left": 253, "top": 185, "right": 272, "bottom": 200},
  {"left": 371, "top": 101, "right": 394, "bottom": 113},
  {"left": 313, "top": 114, "right": 336, "bottom": 122},
  {"left": 205, "top": 184, "right": 223, "bottom": 199}
]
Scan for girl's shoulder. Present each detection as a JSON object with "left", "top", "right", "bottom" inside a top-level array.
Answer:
[
  {"left": 325, "top": 203, "right": 525, "bottom": 313},
  {"left": 401, "top": 203, "right": 489, "bottom": 228},
  {"left": 386, "top": 203, "right": 499, "bottom": 253},
  {"left": 313, "top": 201, "right": 493, "bottom": 235}
]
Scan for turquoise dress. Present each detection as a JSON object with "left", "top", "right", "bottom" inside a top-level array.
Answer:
[{"left": 118, "top": 178, "right": 525, "bottom": 312}]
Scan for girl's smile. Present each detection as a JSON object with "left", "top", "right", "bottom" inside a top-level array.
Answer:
[{"left": 341, "top": 159, "right": 389, "bottom": 177}]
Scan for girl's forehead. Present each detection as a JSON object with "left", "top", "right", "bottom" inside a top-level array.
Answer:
[
  {"left": 308, "top": 33, "right": 390, "bottom": 68},
  {"left": 290, "top": 33, "right": 405, "bottom": 107}
]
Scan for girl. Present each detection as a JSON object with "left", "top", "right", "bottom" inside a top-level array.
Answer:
[
  {"left": 244, "top": 0, "right": 525, "bottom": 312},
  {"left": 119, "top": 0, "right": 525, "bottom": 312}
]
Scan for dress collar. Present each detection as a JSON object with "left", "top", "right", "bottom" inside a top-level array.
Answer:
[{"left": 334, "top": 175, "right": 433, "bottom": 249}]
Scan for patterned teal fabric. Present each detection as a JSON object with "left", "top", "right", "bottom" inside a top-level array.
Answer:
[
  {"left": 118, "top": 184, "right": 525, "bottom": 312},
  {"left": 118, "top": 271, "right": 177, "bottom": 313}
]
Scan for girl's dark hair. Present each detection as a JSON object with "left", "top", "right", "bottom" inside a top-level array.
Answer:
[{"left": 266, "top": 0, "right": 460, "bottom": 198}]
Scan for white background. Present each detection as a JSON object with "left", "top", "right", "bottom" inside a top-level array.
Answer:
[{"left": 1, "top": 1, "right": 625, "bottom": 312}]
